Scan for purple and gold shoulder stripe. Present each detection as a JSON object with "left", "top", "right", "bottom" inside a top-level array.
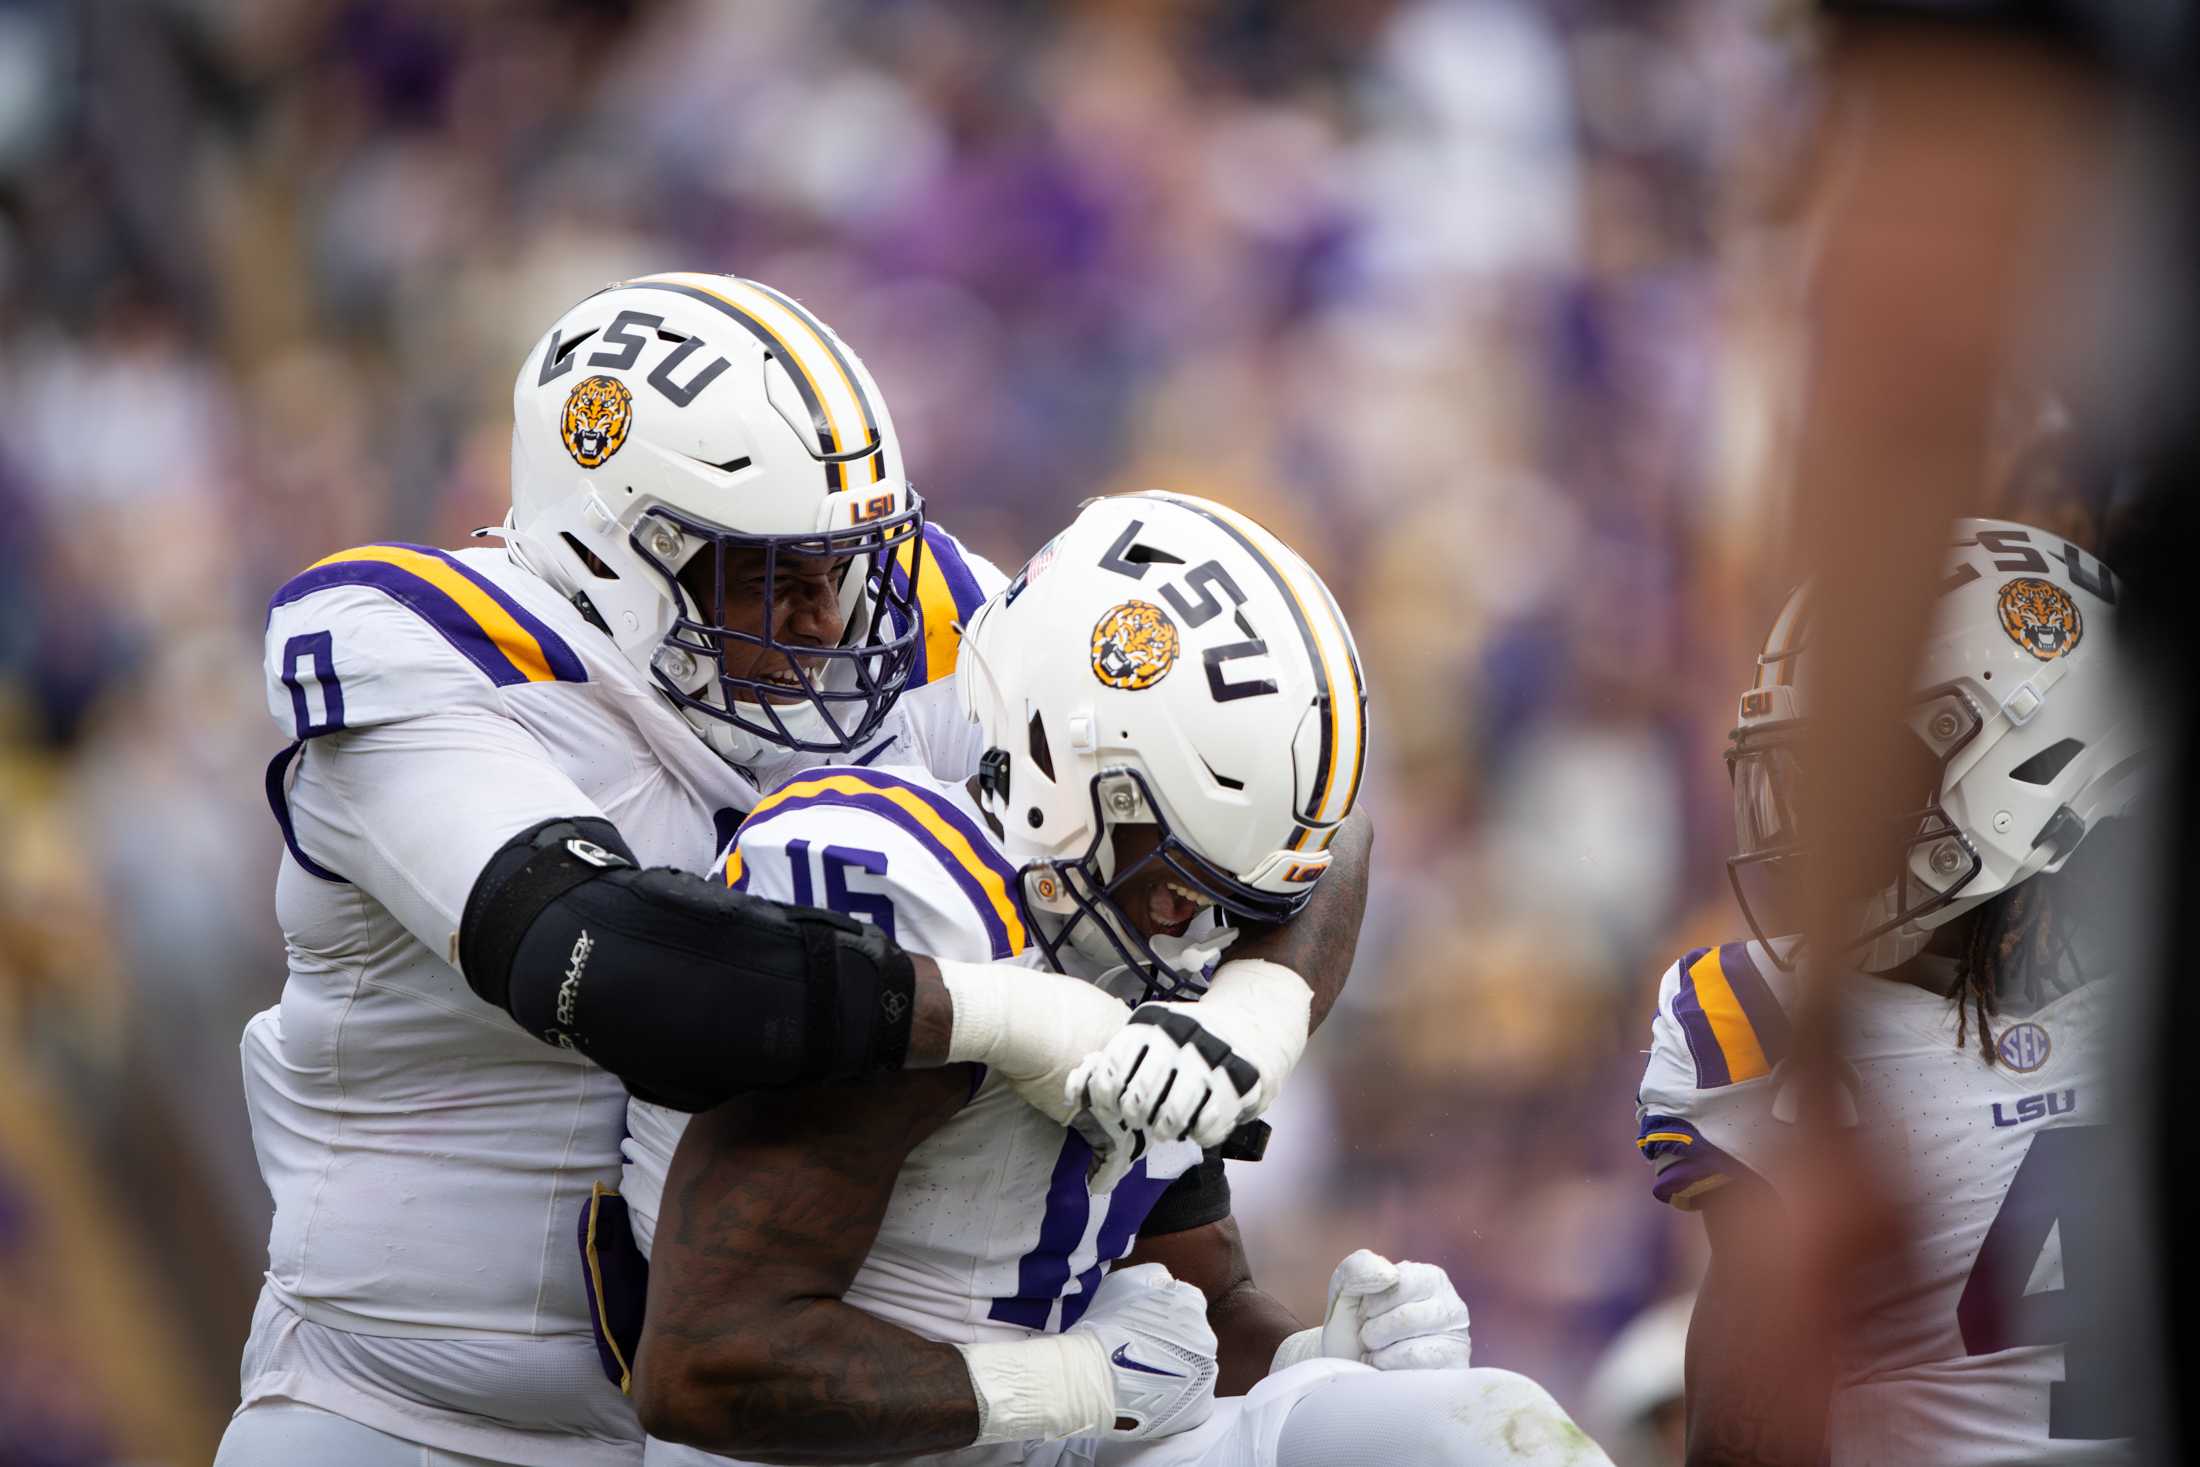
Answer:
[
  {"left": 730, "top": 768, "right": 1025, "bottom": 959},
  {"left": 887, "top": 525, "right": 989, "bottom": 687},
  {"left": 271, "top": 544, "right": 587, "bottom": 689},
  {"left": 1636, "top": 1114, "right": 1749, "bottom": 1209},
  {"left": 1670, "top": 942, "right": 1790, "bottom": 1090}
]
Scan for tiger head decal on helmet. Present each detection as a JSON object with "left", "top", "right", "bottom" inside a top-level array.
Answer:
[
  {"left": 1090, "top": 600, "right": 1181, "bottom": 691},
  {"left": 1997, "top": 576, "right": 2083, "bottom": 661},
  {"left": 561, "top": 374, "right": 634, "bottom": 469}
]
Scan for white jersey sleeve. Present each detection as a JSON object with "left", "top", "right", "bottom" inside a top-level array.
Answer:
[
  {"left": 1635, "top": 940, "right": 1803, "bottom": 1210},
  {"left": 888, "top": 522, "right": 1010, "bottom": 783},
  {"left": 623, "top": 762, "right": 1029, "bottom": 1256},
  {"left": 263, "top": 543, "right": 608, "bottom": 964}
]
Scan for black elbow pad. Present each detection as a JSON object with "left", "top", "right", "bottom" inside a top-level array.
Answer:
[{"left": 459, "top": 817, "right": 916, "bottom": 1109}]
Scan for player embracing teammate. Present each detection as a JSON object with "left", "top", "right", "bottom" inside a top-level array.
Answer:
[{"left": 220, "top": 275, "right": 1607, "bottom": 1466}]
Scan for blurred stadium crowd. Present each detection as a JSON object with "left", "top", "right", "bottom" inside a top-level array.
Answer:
[{"left": 0, "top": 1, "right": 1839, "bottom": 1462}]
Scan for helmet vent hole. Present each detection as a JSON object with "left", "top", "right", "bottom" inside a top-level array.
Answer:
[
  {"left": 656, "top": 329, "right": 689, "bottom": 344},
  {"left": 1027, "top": 709, "right": 1056, "bottom": 781},
  {"left": 1199, "top": 755, "right": 1245, "bottom": 791},
  {"left": 2010, "top": 738, "right": 2085, "bottom": 786},
  {"left": 553, "top": 328, "right": 598, "bottom": 363},
  {"left": 1123, "top": 542, "right": 1184, "bottom": 566},
  {"left": 559, "top": 532, "right": 618, "bottom": 579}
]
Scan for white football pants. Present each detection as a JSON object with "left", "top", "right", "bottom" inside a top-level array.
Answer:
[
  {"left": 643, "top": 1361, "right": 1614, "bottom": 1467},
  {"left": 215, "top": 1402, "right": 577, "bottom": 1467}
]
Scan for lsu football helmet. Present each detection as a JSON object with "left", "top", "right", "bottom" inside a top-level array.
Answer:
[
  {"left": 502, "top": 272, "right": 925, "bottom": 764},
  {"left": 958, "top": 492, "right": 1368, "bottom": 998},
  {"left": 1729, "top": 517, "right": 2145, "bottom": 970}
]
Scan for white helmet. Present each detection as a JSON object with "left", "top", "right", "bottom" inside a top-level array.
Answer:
[
  {"left": 958, "top": 492, "right": 1368, "bottom": 998},
  {"left": 503, "top": 271, "right": 926, "bottom": 765},
  {"left": 1729, "top": 517, "right": 2145, "bottom": 971}
]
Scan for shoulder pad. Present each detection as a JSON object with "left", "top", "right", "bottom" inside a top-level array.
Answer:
[
  {"left": 1635, "top": 941, "right": 1799, "bottom": 1209},
  {"left": 890, "top": 524, "right": 1009, "bottom": 688},
  {"left": 264, "top": 543, "right": 588, "bottom": 737},
  {"left": 1656, "top": 941, "right": 1795, "bottom": 1090},
  {"left": 719, "top": 765, "right": 1026, "bottom": 961}
]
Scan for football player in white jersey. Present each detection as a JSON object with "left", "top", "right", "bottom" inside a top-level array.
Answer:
[
  {"left": 1635, "top": 519, "right": 2147, "bottom": 1466},
  {"left": 220, "top": 279, "right": 1359, "bottom": 1467},
  {"left": 618, "top": 493, "right": 1609, "bottom": 1467}
]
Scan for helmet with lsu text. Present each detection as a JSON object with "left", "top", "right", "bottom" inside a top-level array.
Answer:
[
  {"left": 1728, "top": 517, "right": 2145, "bottom": 971},
  {"left": 502, "top": 272, "right": 926, "bottom": 765},
  {"left": 958, "top": 492, "right": 1368, "bottom": 1000}
]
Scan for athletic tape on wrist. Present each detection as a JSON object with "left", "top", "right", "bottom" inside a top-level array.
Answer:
[{"left": 955, "top": 1332, "right": 1114, "bottom": 1444}]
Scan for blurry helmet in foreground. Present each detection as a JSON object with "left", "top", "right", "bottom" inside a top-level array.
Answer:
[
  {"left": 503, "top": 272, "right": 924, "bottom": 765},
  {"left": 1729, "top": 518, "right": 2144, "bottom": 971},
  {"left": 959, "top": 492, "right": 1368, "bottom": 1000}
]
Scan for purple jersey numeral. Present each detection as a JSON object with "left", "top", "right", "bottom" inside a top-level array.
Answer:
[
  {"left": 1957, "top": 1124, "right": 2128, "bottom": 1439},
  {"left": 280, "top": 631, "right": 345, "bottom": 737},
  {"left": 784, "top": 839, "right": 896, "bottom": 941},
  {"left": 988, "top": 1134, "right": 1177, "bottom": 1331}
]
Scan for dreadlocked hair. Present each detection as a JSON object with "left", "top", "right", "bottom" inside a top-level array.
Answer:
[
  {"left": 1953, "top": 878, "right": 2066, "bottom": 1063},
  {"left": 1950, "top": 818, "right": 2133, "bottom": 1063}
]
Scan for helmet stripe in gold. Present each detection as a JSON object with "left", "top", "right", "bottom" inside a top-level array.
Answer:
[
  {"left": 738, "top": 277, "right": 888, "bottom": 487},
  {"left": 1144, "top": 493, "right": 1364, "bottom": 848},
  {"left": 617, "top": 277, "right": 849, "bottom": 490}
]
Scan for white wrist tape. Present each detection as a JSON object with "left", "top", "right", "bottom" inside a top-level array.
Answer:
[
  {"left": 1268, "top": 1326, "right": 1324, "bottom": 1376},
  {"left": 1197, "top": 959, "right": 1310, "bottom": 1078},
  {"left": 955, "top": 1331, "right": 1115, "bottom": 1444},
  {"left": 938, "top": 959, "right": 1013, "bottom": 1068},
  {"left": 938, "top": 958, "right": 1098, "bottom": 1076}
]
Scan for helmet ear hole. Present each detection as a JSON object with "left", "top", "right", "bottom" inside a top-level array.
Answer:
[
  {"left": 2009, "top": 737, "right": 2086, "bottom": 786},
  {"left": 1027, "top": 709, "right": 1056, "bottom": 782},
  {"left": 560, "top": 533, "right": 618, "bottom": 580}
]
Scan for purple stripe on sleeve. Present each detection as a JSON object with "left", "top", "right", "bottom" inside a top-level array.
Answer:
[
  {"left": 1671, "top": 955, "right": 1731, "bottom": 1089},
  {"left": 923, "top": 526, "right": 988, "bottom": 622},
  {"left": 268, "top": 544, "right": 586, "bottom": 686},
  {"left": 1719, "top": 942, "right": 1791, "bottom": 1068},
  {"left": 1650, "top": 1136, "right": 1755, "bottom": 1206},
  {"left": 987, "top": 1132, "right": 1096, "bottom": 1329},
  {"left": 272, "top": 555, "right": 532, "bottom": 687},
  {"left": 1636, "top": 1113, "right": 1758, "bottom": 1206},
  {"left": 1635, "top": 1113, "right": 1703, "bottom": 1155},
  {"left": 407, "top": 545, "right": 588, "bottom": 684}
]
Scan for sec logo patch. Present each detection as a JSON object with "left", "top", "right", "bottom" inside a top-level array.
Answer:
[{"left": 1997, "top": 1021, "right": 2052, "bottom": 1073}]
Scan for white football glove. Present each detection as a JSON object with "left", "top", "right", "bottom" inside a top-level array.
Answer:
[
  {"left": 1070, "top": 1263, "right": 1220, "bottom": 1440},
  {"left": 1068, "top": 957, "right": 1310, "bottom": 1190},
  {"left": 1269, "top": 1250, "right": 1472, "bottom": 1375},
  {"left": 937, "top": 959, "right": 1131, "bottom": 1125}
]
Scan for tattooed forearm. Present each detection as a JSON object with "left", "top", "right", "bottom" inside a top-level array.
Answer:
[
  {"left": 636, "top": 1068, "right": 984, "bottom": 1464},
  {"left": 1229, "top": 807, "right": 1371, "bottom": 1028}
]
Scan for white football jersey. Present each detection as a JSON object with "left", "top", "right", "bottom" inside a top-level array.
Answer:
[
  {"left": 241, "top": 526, "right": 997, "bottom": 1465},
  {"left": 1636, "top": 941, "right": 2135, "bottom": 1466},
  {"left": 621, "top": 763, "right": 1203, "bottom": 1347}
]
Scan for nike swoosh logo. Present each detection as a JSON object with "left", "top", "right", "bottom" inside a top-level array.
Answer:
[{"left": 1111, "top": 1343, "right": 1185, "bottom": 1378}]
